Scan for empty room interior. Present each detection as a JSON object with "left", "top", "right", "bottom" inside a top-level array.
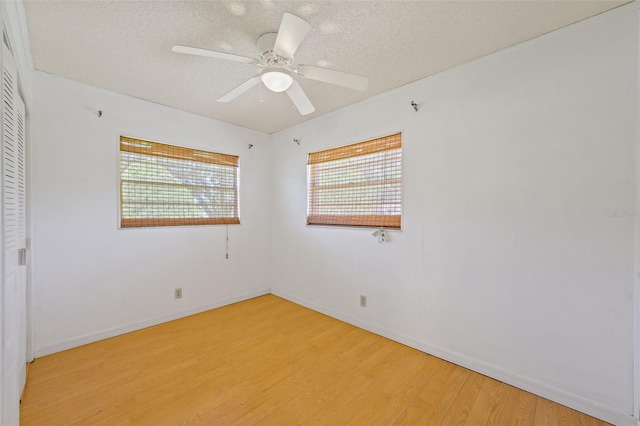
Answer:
[{"left": 0, "top": 0, "right": 639, "bottom": 424}]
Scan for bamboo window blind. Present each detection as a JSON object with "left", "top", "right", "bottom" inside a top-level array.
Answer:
[
  {"left": 307, "top": 133, "right": 402, "bottom": 229},
  {"left": 119, "top": 136, "right": 239, "bottom": 228}
]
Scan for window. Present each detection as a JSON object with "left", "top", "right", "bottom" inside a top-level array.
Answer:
[
  {"left": 119, "top": 136, "right": 239, "bottom": 228},
  {"left": 307, "top": 132, "right": 402, "bottom": 229}
]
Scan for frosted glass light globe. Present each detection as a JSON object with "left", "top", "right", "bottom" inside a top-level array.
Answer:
[{"left": 261, "top": 71, "right": 293, "bottom": 92}]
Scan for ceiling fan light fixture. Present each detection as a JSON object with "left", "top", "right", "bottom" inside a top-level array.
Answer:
[{"left": 261, "top": 71, "right": 293, "bottom": 92}]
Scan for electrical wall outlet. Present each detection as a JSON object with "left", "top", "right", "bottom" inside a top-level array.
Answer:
[
  {"left": 175, "top": 288, "right": 182, "bottom": 299},
  {"left": 360, "top": 295, "right": 367, "bottom": 307}
]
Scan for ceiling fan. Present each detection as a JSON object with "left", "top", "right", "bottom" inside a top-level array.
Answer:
[{"left": 172, "top": 13, "right": 369, "bottom": 116}]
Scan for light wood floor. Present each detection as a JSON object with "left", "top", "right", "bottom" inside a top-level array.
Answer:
[{"left": 21, "top": 295, "right": 608, "bottom": 425}]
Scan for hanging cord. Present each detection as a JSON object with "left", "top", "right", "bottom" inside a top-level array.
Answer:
[
  {"left": 371, "top": 148, "right": 391, "bottom": 244},
  {"left": 226, "top": 225, "right": 229, "bottom": 259}
]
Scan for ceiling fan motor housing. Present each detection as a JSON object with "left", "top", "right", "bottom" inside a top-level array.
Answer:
[{"left": 257, "top": 32, "right": 293, "bottom": 67}]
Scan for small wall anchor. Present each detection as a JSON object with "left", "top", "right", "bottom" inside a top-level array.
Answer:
[
  {"left": 248, "top": 144, "right": 254, "bottom": 149},
  {"left": 293, "top": 138, "right": 301, "bottom": 146},
  {"left": 97, "top": 110, "right": 103, "bottom": 117},
  {"left": 411, "top": 101, "right": 419, "bottom": 112}
]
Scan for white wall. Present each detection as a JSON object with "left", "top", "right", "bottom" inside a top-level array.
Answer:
[
  {"left": 31, "top": 72, "right": 271, "bottom": 356},
  {"left": 270, "top": 5, "right": 637, "bottom": 425}
]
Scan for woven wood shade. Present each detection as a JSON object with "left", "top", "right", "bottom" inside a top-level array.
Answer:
[
  {"left": 119, "top": 136, "right": 239, "bottom": 228},
  {"left": 307, "top": 133, "right": 402, "bottom": 229}
]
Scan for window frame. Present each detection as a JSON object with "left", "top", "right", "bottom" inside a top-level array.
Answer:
[
  {"left": 118, "top": 135, "right": 240, "bottom": 229},
  {"left": 306, "top": 132, "right": 403, "bottom": 230}
]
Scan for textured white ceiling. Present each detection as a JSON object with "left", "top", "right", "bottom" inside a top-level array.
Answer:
[{"left": 24, "top": 0, "right": 627, "bottom": 134}]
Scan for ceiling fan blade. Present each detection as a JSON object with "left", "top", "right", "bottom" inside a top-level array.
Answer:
[
  {"left": 297, "top": 65, "right": 369, "bottom": 91},
  {"left": 217, "top": 76, "right": 261, "bottom": 102},
  {"left": 273, "top": 13, "right": 311, "bottom": 59},
  {"left": 172, "top": 45, "right": 257, "bottom": 65},
  {"left": 286, "top": 80, "right": 315, "bottom": 115}
]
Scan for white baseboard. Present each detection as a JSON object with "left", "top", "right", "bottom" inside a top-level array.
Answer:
[
  {"left": 271, "top": 289, "right": 637, "bottom": 426},
  {"left": 34, "top": 288, "right": 270, "bottom": 358}
]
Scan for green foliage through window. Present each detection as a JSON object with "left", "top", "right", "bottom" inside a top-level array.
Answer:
[{"left": 119, "top": 136, "right": 239, "bottom": 228}]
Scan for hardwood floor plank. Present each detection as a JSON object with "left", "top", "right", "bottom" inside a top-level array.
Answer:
[
  {"left": 20, "top": 295, "right": 610, "bottom": 426},
  {"left": 205, "top": 327, "right": 379, "bottom": 425},
  {"left": 440, "top": 372, "right": 485, "bottom": 425},
  {"left": 487, "top": 381, "right": 521, "bottom": 425},
  {"left": 366, "top": 355, "right": 443, "bottom": 425},
  {"left": 419, "top": 365, "right": 470, "bottom": 424},
  {"left": 556, "top": 403, "right": 585, "bottom": 425},
  {"left": 578, "top": 411, "right": 606, "bottom": 426},
  {"left": 512, "top": 387, "right": 538, "bottom": 426},
  {"left": 393, "top": 362, "right": 470, "bottom": 425},
  {"left": 464, "top": 376, "right": 503, "bottom": 426},
  {"left": 324, "top": 348, "right": 438, "bottom": 425},
  {"left": 534, "top": 397, "right": 559, "bottom": 426}
]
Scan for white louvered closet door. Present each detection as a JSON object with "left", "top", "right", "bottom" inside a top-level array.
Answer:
[
  {"left": 1, "top": 40, "right": 26, "bottom": 426},
  {"left": 15, "top": 91, "right": 26, "bottom": 395}
]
